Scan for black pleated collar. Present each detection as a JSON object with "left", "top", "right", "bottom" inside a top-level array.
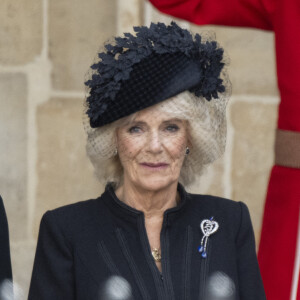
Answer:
[{"left": 101, "top": 182, "right": 190, "bottom": 224}]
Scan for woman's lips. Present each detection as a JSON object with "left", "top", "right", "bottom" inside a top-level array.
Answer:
[{"left": 140, "top": 163, "right": 169, "bottom": 170}]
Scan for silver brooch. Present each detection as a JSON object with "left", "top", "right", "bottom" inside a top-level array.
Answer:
[{"left": 198, "top": 217, "right": 219, "bottom": 258}]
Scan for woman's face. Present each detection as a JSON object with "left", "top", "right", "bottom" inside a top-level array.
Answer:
[{"left": 116, "top": 105, "right": 188, "bottom": 191}]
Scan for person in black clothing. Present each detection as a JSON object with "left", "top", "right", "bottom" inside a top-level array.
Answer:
[
  {"left": 0, "top": 196, "right": 13, "bottom": 286},
  {"left": 28, "top": 22, "right": 266, "bottom": 299}
]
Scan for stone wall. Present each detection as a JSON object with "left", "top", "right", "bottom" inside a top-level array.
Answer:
[{"left": 0, "top": 0, "right": 278, "bottom": 296}]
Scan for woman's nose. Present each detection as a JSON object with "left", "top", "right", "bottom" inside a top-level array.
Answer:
[{"left": 147, "top": 132, "right": 163, "bottom": 153}]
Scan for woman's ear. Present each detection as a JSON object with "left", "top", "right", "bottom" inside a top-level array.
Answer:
[{"left": 185, "top": 121, "right": 193, "bottom": 150}]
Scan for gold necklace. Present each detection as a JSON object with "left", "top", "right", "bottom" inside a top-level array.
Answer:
[{"left": 151, "top": 248, "right": 161, "bottom": 262}]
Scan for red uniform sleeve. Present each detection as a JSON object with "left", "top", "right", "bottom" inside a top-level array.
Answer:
[
  {"left": 149, "top": 0, "right": 300, "bottom": 131},
  {"left": 149, "top": 0, "right": 274, "bottom": 30},
  {"left": 275, "top": 0, "right": 300, "bottom": 131}
]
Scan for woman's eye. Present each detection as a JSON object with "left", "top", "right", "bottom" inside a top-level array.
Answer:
[
  {"left": 129, "top": 126, "right": 142, "bottom": 133},
  {"left": 166, "top": 124, "right": 179, "bottom": 132}
]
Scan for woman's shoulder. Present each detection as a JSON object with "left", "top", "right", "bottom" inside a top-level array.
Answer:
[
  {"left": 185, "top": 192, "right": 250, "bottom": 227},
  {"left": 43, "top": 197, "right": 99, "bottom": 221},
  {"left": 39, "top": 192, "right": 109, "bottom": 238},
  {"left": 187, "top": 192, "right": 245, "bottom": 211}
]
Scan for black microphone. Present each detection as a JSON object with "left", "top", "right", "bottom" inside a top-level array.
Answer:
[
  {"left": 205, "top": 271, "right": 235, "bottom": 300},
  {"left": 99, "top": 276, "right": 132, "bottom": 300},
  {"left": 0, "top": 279, "right": 23, "bottom": 300}
]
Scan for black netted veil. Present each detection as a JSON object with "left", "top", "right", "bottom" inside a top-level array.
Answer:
[
  {"left": 85, "top": 22, "right": 227, "bottom": 128},
  {"left": 83, "top": 22, "right": 231, "bottom": 185}
]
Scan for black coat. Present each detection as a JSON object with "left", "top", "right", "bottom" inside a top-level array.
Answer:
[
  {"left": 0, "top": 196, "right": 12, "bottom": 284},
  {"left": 28, "top": 184, "right": 266, "bottom": 300}
]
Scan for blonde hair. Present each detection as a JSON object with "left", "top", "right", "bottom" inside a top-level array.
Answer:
[{"left": 85, "top": 90, "right": 227, "bottom": 187}]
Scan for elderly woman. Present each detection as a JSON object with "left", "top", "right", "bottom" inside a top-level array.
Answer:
[{"left": 28, "top": 22, "right": 265, "bottom": 300}]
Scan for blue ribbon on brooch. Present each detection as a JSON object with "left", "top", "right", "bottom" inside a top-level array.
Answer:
[{"left": 198, "top": 217, "right": 219, "bottom": 258}]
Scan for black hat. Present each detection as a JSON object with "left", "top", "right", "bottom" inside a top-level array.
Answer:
[{"left": 85, "top": 22, "right": 227, "bottom": 128}]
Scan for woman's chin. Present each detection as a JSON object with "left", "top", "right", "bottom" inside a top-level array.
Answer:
[{"left": 135, "top": 176, "right": 177, "bottom": 192}]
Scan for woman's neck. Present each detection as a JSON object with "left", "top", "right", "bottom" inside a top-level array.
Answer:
[
  {"left": 115, "top": 179, "right": 179, "bottom": 272},
  {"left": 115, "top": 180, "right": 179, "bottom": 219}
]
